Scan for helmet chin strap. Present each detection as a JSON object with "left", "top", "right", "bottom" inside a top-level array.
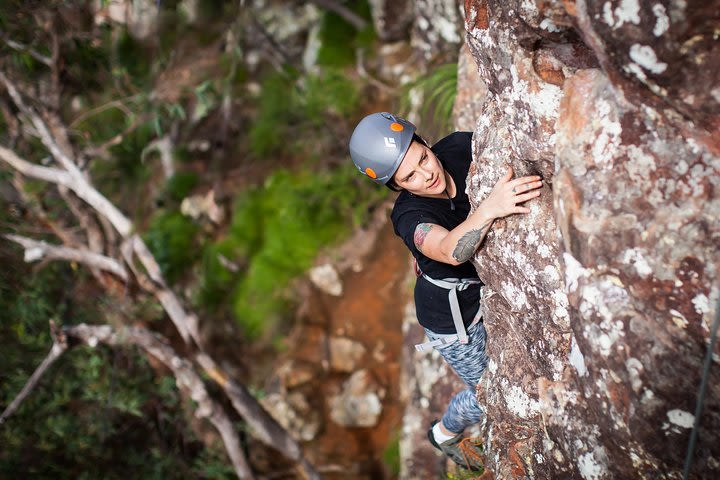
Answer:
[
  {"left": 444, "top": 171, "right": 455, "bottom": 211},
  {"left": 444, "top": 188, "right": 455, "bottom": 211}
]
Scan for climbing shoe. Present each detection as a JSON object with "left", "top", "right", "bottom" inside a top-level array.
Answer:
[{"left": 427, "top": 420, "right": 484, "bottom": 472}]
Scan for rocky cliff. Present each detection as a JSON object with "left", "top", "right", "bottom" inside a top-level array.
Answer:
[{"left": 461, "top": 0, "right": 719, "bottom": 478}]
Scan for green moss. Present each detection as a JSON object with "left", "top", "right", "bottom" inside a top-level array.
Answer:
[
  {"left": 198, "top": 165, "right": 387, "bottom": 340},
  {"left": 382, "top": 428, "right": 401, "bottom": 476},
  {"left": 143, "top": 210, "right": 200, "bottom": 283}
]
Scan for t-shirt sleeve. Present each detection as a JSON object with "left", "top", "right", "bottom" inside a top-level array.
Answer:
[{"left": 393, "top": 207, "right": 443, "bottom": 258}]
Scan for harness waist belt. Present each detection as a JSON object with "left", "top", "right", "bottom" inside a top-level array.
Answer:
[{"left": 415, "top": 274, "right": 482, "bottom": 351}]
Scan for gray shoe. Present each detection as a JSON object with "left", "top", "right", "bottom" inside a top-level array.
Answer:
[{"left": 427, "top": 420, "right": 484, "bottom": 472}]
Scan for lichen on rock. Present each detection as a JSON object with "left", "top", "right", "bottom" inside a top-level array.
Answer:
[{"left": 460, "top": 0, "right": 720, "bottom": 478}]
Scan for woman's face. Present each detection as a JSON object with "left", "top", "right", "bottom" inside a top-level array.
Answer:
[{"left": 392, "top": 141, "right": 447, "bottom": 196}]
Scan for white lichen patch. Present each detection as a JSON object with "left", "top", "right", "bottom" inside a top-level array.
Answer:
[
  {"left": 670, "top": 309, "right": 689, "bottom": 329},
  {"left": 591, "top": 99, "right": 622, "bottom": 167},
  {"left": 488, "top": 358, "right": 499, "bottom": 375},
  {"left": 625, "top": 145, "right": 657, "bottom": 185},
  {"left": 508, "top": 63, "right": 563, "bottom": 121},
  {"left": 525, "top": 230, "right": 539, "bottom": 245},
  {"left": 537, "top": 243, "right": 551, "bottom": 258},
  {"left": 667, "top": 409, "right": 695, "bottom": 429},
  {"left": 652, "top": 4, "right": 670, "bottom": 36},
  {"left": 504, "top": 384, "right": 540, "bottom": 419},
  {"left": 625, "top": 357, "right": 644, "bottom": 391},
  {"left": 578, "top": 450, "right": 608, "bottom": 480},
  {"left": 552, "top": 289, "right": 570, "bottom": 327},
  {"left": 543, "top": 265, "right": 560, "bottom": 283},
  {"left": 502, "top": 281, "right": 529, "bottom": 310},
  {"left": 692, "top": 293, "right": 709, "bottom": 315},
  {"left": 629, "top": 44, "right": 668, "bottom": 74},
  {"left": 569, "top": 335, "right": 588, "bottom": 377},
  {"left": 641, "top": 388, "right": 655, "bottom": 404},
  {"left": 604, "top": 0, "right": 641, "bottom": 28},
  {"left": 539, "top": 18, "right": 561, "bottom": 32},
  {"left": 580, "top": 280, "right": 628, "bottom": 357},
  {"left": 621, "top": 248, "right": 653, "bottom": 277},
  {"left": 564, "top": 252, "right": 591, "bottom": 293}
]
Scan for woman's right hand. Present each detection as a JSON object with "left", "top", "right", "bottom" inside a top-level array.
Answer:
[{"left": 481, "top": 166, "right": 542, "bottom": 219}]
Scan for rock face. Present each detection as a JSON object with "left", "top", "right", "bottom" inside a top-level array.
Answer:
[
  {"left": 329, "top": 369, "right": 385, "bottom": 428},
  {"left": 461, "top": 0, "right": 719, "bottom": 478}
]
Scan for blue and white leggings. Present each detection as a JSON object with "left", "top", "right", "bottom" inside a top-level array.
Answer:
[{"left": 423, "top": 320, "right": 489, "bottom": 434}]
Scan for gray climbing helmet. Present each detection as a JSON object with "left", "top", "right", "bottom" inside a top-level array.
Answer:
[{"left": 349, "top": 112, "right": 417, "bottom": 185}]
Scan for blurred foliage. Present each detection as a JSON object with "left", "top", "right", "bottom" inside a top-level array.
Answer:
[
  {"left": 382, "top": 428, "right": 401, "bottom": 476},
  {"left": 249, "top": 68, "right": 359, "bottom": 157},
  {"left": 161, "top": 171, "right": 199, "bottom": 205},
  {"left": 198, "top": 166, "right": 387, "bottom": 339},
  {"left": 0, "top": 0, "right": 425, "bottom": 474},
  {"left": 400, "top": 62, "right": 458, "bottom": 140},
  {"left": 317, "top": 0, "right": 374, "bottom": 67},
  {"left": 144, "top": 209, "right": 201, "bottom": 284},
  {"left": 0, "top": 261, "right": 232, "bottom": 479}
]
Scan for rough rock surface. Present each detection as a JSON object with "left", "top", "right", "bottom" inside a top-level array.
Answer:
[
  {"left": 411, "top": 0, "right": 465, "bottom": 63},
  {"left": 453, "top": 42, "right": 488, "bottom": 132},
  {"left": 461, "top": 0, "right": 720, "bottom": 478},
  {"left": 309, "top": 263, "right": 344, "bottom": 297},
  {"left": 329, "top": 369, "right": 385, "bottom": 428},
  {"left": 399, "top": 301, "right": 479, "bottom": 479},
  {"left": 367, "top": 0, "right": 414, "bottom": 42},
  {"left": 260, "top": 391, "right": 321, "bottom": 442},
  {"left": 328, "top": 336, "right": 366, "bottom": 372}
]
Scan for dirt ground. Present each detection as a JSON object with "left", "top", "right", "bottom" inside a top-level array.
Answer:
[{"left": 259, "top": 218, "right": 412, "bottom": 479}]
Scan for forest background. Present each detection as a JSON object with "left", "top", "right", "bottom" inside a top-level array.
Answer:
[{"left": 0, "top": 1, "right": 464, "bottom": 479}]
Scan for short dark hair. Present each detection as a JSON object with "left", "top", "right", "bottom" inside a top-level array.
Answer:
[{"left": 386, "top": 133, "right": 428, "bottom": 191}]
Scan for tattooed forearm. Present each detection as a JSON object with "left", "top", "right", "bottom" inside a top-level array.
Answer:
[
  {"left": 414, "top": 223, "right": 434, "bottom": 252},
  {"left": 451, "top": 220, "right": 493, "bottom": 263}
]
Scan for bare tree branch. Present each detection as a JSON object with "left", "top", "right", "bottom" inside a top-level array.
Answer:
[
  {"left": 196, "top": 354, "right": 321, "bottom": 480},
  {"left": 141, "top": 136, "right": 175, "bottom": 180},
  {"left": 0, "top": 71, "right": 82, "bottom": 177},
  {"left": 1, "top": 36, "right": 52, "bottom": 66},
  {"left": 65, "top": 324, "right": 255, "bottom": 479},
  {"left": 356, "top": 48, "right": 397, "bottom": 94},
  {"left": 0, "top": 320, "right": 67, "bottom": 425},
  {"left": 1, "top": 321, "right": 255, "bottom": 479},
  {"left": 59, "top": 186, "right": 104, "bottom": 255},
  {"left": 5, "top": 233, "right": 129, "bottom": 282},
  {"left": 0, "top": 145, "right": 72, "bottom": 185},
  {"left": 0, "top": 69, "right": 319, "bottom": 478},
  {"left": 83, "top": 113, "right": 147, "bottom": 160},
  {"left": 308, "top": 0, "right": 368, "bottom": 30}
]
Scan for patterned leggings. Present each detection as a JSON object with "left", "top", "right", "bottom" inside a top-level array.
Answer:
[{"left": 423, "top": 320, "right": 489, "bottom": 434}]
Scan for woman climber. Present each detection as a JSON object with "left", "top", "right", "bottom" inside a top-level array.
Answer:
[{"left": 348, "top": 112, "right": 543, "bottom": 471}]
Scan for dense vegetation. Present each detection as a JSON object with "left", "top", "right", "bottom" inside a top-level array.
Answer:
[{"left": 0, "top": 0, "right": 458, "bottom": 477}]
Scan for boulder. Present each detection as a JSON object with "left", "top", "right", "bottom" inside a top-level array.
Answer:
[
  {"left": 261, "top": 391, "right": 321, "bottom": 442},
  {"left": 328, "top": 337, "right": 366, "bottom": 373},
  {"left": 309, "top": 263, "right": 343, "bottom": 296},
  {"left": 329, "top": 370, "right": 385, "bottom": 428}
]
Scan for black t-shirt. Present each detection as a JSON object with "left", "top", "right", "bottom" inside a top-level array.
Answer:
[{"left": 391, "top": 131, "right": 483, "bottom": 334}]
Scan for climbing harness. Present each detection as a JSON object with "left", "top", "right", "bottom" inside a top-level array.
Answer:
[{"left": 415, "top": 273, "right": 483, "bottom": 351}]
